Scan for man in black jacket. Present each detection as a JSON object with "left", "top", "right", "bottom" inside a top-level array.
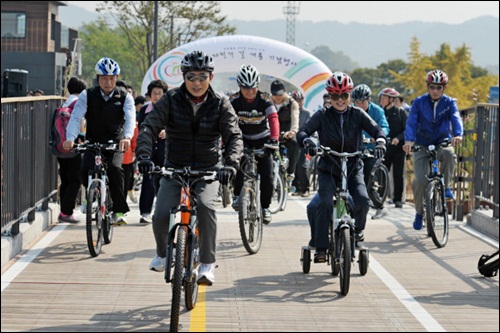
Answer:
[{"left": 136, "top": 50, "right": 243, "bottom": 285}]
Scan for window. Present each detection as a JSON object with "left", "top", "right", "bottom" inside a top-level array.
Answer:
[{"left": 1, "top": 12, "right": 26, "bottom": 38}]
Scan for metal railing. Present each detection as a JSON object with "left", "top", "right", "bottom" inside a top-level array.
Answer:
[{"left": 1, "top": 96, "right": 62, "bottom": 235}]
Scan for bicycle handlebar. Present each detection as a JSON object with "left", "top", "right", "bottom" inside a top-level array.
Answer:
[
  {"left": 74, "top": 141, "right": 119, "bottom": 152},
  {"left": 151, "top": 166, "right": 218, "bottom": 182},
  {"left": 317, "top": 145, "right": 363, "bottom": 159},
  {"left": 411, "top": 139, "right": 451, "bottom": 153}
]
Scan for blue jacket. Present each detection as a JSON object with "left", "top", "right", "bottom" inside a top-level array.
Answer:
[
  {"left": 362, "top": 102, "right": 389, "bottom": 150},
  {"left": 405, "top": 93, "right": 463, "bottom": 146}
]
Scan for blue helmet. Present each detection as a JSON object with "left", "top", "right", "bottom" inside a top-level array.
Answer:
[{"left": 95, "top": 57, "right": 120, "bottom": 76}]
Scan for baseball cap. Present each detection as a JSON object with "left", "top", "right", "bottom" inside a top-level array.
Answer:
[{"left": 271, "top": 80, "right": 286, "bottom": 96}]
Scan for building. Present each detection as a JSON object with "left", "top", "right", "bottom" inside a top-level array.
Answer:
[{"left": 1, "top": 1, "right": 79, "bottom": 96}]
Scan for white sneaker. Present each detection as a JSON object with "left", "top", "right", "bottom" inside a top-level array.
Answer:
[
  {"left": 128, "top": 190, "right": 138, "bottom": 203},
  {"left": 140, "top": 213, "right": 152, "bottom": 224},
  {"left": 149, "top": 256, "right": 166, "bottom": 272},
  {"left": 197, "top": 263, "right": 215, "bottom": 285},
  {"left": 372, "top": 208, "right": 388, "bottom": 220}
]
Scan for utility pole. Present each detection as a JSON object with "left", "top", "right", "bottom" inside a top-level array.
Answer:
[{"left": 283, "top": 1, "right": 300, "bottom": 45}]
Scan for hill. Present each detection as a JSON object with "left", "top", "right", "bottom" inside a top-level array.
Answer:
[{"left": 59, "top": 5, "right": 499, "bottom": 72}]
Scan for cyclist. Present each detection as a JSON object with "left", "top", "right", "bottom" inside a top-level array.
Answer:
[
  {"left": 378, "top": 87, "right": 408, "bottom": 209},
  {"left": 351, "top": 84, "right": 389, "bottom": 219},
  {"left": 63, "top": 57, "right": 136, "bottom": 225},
  {"left": 136, "top": 50, "right": 243, "bottom": 285},
  {"left": 291, "top": 90, "right": 312, "bottom": 197},
  {"left": 270, "top": 80, "right": 300, "bottom": 181},
  {"left": 230, "top": 64, "right": 280, "bottom": 224},
  {"left": 403, "top": 69, "right": 463, "bottom": 230},
  {"left": 297, "top": 72, "right": 386, "bottom": 262}
]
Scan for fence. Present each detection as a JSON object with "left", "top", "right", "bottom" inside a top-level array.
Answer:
[{"left": 1, "top": 96, "right": 62, "bottom": 235}]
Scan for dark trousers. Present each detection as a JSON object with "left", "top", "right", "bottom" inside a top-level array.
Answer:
[
  {"left": 58, "top": 155, "right": 82, "bottom": 216},
  {"left": 292, "top": 148, "right": 310, "bottom": 192},
  {"left": 140, "top": 173, "right": 160, "bottom": 215},
  {"left": 284, "top": 139, "right": 300, "bottom": 176},
  {"left": 123, "top": 163, "right": 135, "bottom": 193},
  {"left": 384, "top": 145, "right": 406, "bottom": 203},
  {"left": 81, "top": 150, "right": 129, "bottom": 214}
]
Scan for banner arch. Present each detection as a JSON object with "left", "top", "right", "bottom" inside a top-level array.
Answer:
[{"left": 142, "top": 35, "right": 332, "bottom": 111}]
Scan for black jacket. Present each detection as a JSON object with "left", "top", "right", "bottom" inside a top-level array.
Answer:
[
  {"left": 136, "top": 84, "right": 243, "bottom": 170},
  {"left": 297, "top": 105, "right": 386, "bottom": 173}
]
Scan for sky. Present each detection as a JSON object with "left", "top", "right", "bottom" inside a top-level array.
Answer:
[{"left": 69, "top": 1, "right": 499, "bottom": 24}]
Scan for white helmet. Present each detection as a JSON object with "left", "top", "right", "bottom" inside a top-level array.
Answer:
[
  {"left": 236, "top": 64, "right": 260, "bottom": 88},
  {"left": 95, "top": 57, "right": 120, "bottom": 76}
]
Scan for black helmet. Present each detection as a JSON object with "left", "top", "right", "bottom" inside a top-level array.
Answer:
[
  {"left": 271, "top": 80, "right": 286, "bottom": 95},
  {"left": 181, "top": 50, "right": 215, "bottom": 74},
  {"left": 351, "top": 84, "right": 372, "bottom": 101}
]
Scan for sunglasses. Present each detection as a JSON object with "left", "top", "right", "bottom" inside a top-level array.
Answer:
[
  {"left": 429, "top": 85, "right": 443, "bottom": 91},
  {"left": 185, "top": 73, "right": 209, "bottom": 82},
  {"left": 330, "top": 93, "right": 350, "bottom": 101}
]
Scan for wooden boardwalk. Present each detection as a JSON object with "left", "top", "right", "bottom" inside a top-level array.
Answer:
[{"left": 1, "top": 195, "right": 498, "bottom": 332}]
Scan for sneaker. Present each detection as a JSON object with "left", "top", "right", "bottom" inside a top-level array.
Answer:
[
  {"left": 395, "top": 201, "right": 403, "bottom": 208},
  {"left": 149, "top": 256, "right": 166, "bottom": 272},
  {"left": 314, "top": 249, "right": 327, "bottom": 263},
  {"left": 128, "top": 190, "right": 138, "bottom": 203},
  {"left": 113, "top": 213, "right": 127, "bottom": 225},
  {"left": 372, "top": 208, "right": 388, "bottom": 219},
  {"left": 445, "top": 188, "right": 455, "bottom": 200},
  {"left": 58, "top": 213, "right": 79, "bottom": 224},
  {"left": 301, "top": 191, "right": 310, "bottom": 198},
  {"left": 197, "top": 263, "right": 215, "bottom": 285},
  {"left": 231, "top": 196, "right": 240, "bottom": 211},
  {"left": 286, "top": 174, "right": 295, "bottom": 181},
  {"left": 292, "top": 191, "right": 303, "bottom": 196},
  {"left": 355, "top": 230, "right": 365, "bottom": 242},
  {"left": 413, "top": 213, "right": 424, "bottom": 230},
  {"left": 140, "top": 213, "right": 152, "bottom": 224},
  {"left": 262, "top": 208, "right": 272, "bottom": 225}
]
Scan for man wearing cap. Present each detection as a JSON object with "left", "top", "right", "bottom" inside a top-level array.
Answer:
[{"left": 270, "top": 80, "right": 300, "bottom": 180}]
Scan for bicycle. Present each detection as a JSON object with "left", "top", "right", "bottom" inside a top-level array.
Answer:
[
  {"left": 412, "top": 140, "right": 451, "bottom": 248},
  {"left": 74, "top": 141, "right": 119, "bottom": 257},
  {"left": 269, "top": 134, "right": 295, "bottom": 214},
  {"left": 151, "top": 166, "right": 218, "bottom": 332},
  {"left": 238, "top": 143, "right": 277, "bottom": 254},
  {"left": 307, "top": 154, "right": 319, "bottom": 192},
  {"left": 301, "top": 146, "right": 369, "bottom": 296},
  {"left": 363, "top": 148, "right": 389, "bottom": 208},
  {"left": 219, "top": 182, "right": 233, "bottom": 208}
]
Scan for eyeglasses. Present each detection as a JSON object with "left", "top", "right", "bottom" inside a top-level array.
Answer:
[
  {"left": 330, "top": 93, "right": 350, "bottom": 101},
  {"left": 185, "top": 73, "right": 209, "bottom": 82},
  {"left": 429, "top": 85, "right": 443, "bottom": 91}
]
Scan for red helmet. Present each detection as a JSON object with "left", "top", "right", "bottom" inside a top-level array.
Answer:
[
  {"left": 325, "top": 72, "right": 354, "bottom": 94},
  {"left": 378, "top": 87, "right": 400, "bottom": 99},
  {"left": 291, "top": 90, "right": 304, "bottom": 100},
  {"left": 426, "top": 69, "right": 448, "bottom": 85}
]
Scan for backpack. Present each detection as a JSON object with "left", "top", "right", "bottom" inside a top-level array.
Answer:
[{"left": 49, "top": 99, "right": 78, "bottom": 158}]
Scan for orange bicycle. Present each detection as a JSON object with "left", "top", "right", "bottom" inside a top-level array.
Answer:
[{"left": 152, "top": 166, "right": 217, "bottom": 332}]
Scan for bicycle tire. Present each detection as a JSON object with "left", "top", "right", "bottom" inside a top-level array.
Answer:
[
  {"left": 86, "top": 182, "right": 103, "bottom": 257},
  {"left": 358, "top": 249, "right": 369, "bottom": 276},
  {"left": 269, "top": 172, "right": 285, "bottom": 214},
  {"left": 339, "top": 227, "right": 351, "bottom": 296},
  {"left": 302, "top": 248, "right": 311, "bottom": 274},
  {"left": 170, "top": 226, "right": 187, "bottom": 332},
  {"left": 367, "top": 163, "right": 389, "bottom": 207},
  {"left": 103, "top": 185, "right": 113, "bottom": 244},
  {"left": 238, "top": 184, "right": 263, "bottom": 254},
  {"left": 308, "top": 156, "right": 318, "bottom": 192},
  {"left": 425, "top": 179, "right": 449, "bottom": 248},
  {"left": 330, "top": 225, "right": 340, "bottom": 276},
  {"left": 281, "top": 172, "right": 289, "bottom": 211},
  {"left": 185, "top": 224, "right": 199, "bottom": 310}
]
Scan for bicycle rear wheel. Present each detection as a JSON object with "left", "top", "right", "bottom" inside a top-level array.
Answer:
[
  {"left": 425, "top": 180, "right": 449, "bottom": 248},
  {"left": 185, "top": 224, "right": 199, "bottom": 310},
  {"left": 308, "top": 155, "right": 318, "bottom": 191},
  {"left": 339, "top": 227, "right": 351, "bottom": 296},
  {"left": 238, "top": 184, "right": 263, "bottom": 254},
  {"left": 367, "top": 163, "right": 389, "bottom": 207},
  {"left": 269, "top": 173, "right": 285, "bottom": 214},
  {"left": 86, "top": 182, "right": 103, "bottom": 257},
  {"left": 170, "top": 226, "right": 187, "bottom": 332},
  {"left": 103, "top": 185, "right": 113, "bottom": 244}
]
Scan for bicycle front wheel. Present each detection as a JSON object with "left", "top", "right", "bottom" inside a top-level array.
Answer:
[
  {"left": 86, "top": 182, "right": 103, "bottom": 257},
  {"left": 103, "top": 185, "right": 113, "bottom": 244},
  {"left": 269, "top": 173, "right": 285, "bottom": 214},
  {"left": 368, "top": 163, "right": 389, "bottom": 207},
  {"left": 339, "top": 227, "right": 351, "bottom": 296},
  {"left": 425, "top": 179, "right": 449, "bottom": 248},
  {"left": 238, "top": 184, "right": 263, "bottom": 254},
  {"left": 170, "top": 226, "right": 187, "bottom": 332},
  {"left": 185, "top": 224, "right": 199, "bottom": 310}
]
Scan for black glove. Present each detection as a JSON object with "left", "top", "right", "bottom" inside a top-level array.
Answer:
[
  {"left": 138, "top": 155, "right": 154, "bottom": 174},
  {"left": 374, "top": 144, "right": 386, "bottom": 159},
  {"left": 217, "top": 166, "right": 237, "bottom": 185},
  {"left": 302, "top": 138, "right": 317, "bottom": 156},
  {"left": 265, "top": 138, "right": 279, "bottom": 153}
]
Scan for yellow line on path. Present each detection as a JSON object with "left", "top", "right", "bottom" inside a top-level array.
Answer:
[{"left": 189, "top": 285, "right": 206, "bottom": 332}]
